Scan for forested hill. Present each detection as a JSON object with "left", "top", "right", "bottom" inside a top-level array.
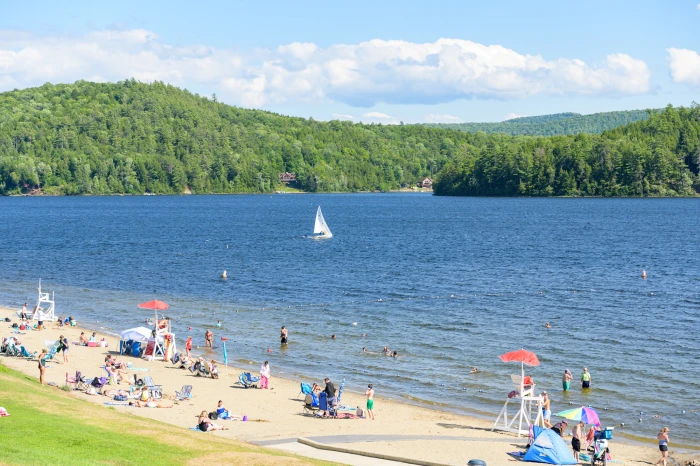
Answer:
[
  {"left": 0, "top": 80, "right": 698, "bottom": 197},
  {"left": 433, "top": 104, "right": 700, "bottom": 197},
  {"left": 0, "top": 80, "right": 466, "bottom": 195},
  {"left": 425, "top": 110, "right": 653, "bottom": 136}
]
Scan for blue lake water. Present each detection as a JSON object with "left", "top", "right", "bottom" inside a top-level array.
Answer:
[{"left": 1, "top": 194, "right": 699, "bottom": 446}]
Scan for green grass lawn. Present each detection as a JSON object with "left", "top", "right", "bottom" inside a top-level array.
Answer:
[{"left": 0, "top": 363, "right": 334, "bottom": 466}]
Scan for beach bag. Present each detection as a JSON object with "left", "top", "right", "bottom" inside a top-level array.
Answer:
[
  {"left": 4, "top": 317, "right": 10, "bottom": 322},
  {"left": 208, "top": 412, "right": 218, "bottom": 420},
  {"left": 114, "top": 394, "right": 127, "bottom": 401},
  {"left": 356, "top": 407, "right": 364, "bottom": 417},
  {"left": 11, "top": 323, "right": 18, "bottom": 328}
]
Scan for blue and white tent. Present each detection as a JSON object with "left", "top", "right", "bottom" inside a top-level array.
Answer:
[{"left": 522, "top": 426, "right": 577, "bottom": 465}]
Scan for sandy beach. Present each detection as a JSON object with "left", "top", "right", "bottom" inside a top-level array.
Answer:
[{"left": 1, "top": 305, "right": 695, "bottom": 466}]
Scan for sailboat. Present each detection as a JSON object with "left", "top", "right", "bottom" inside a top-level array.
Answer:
[{"left": 312, "top": 206, "right": 333, "bottom": 239}]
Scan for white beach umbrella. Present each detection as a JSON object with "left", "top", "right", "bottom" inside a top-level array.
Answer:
[{"left": 119, "top": 326, "right": 153, "bottom": 342}]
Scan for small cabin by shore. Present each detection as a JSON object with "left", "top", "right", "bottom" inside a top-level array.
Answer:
[
  {"left": 418, "top": 177, "right": 433, "bottom": 189},
  {"left": 279, "top": 172, "right": 297, "bottom": 183}
]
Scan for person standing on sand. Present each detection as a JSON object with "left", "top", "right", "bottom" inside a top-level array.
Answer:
[
  {"left": 21, "top": 303, "right": 28, "bottom": 320},
  {"left": 204, "top": 329, "right": 213, "bottom": 349},
  {"left": 656, "top": 427, "right": 670, "bottom": 466},
  {"left": 581, "top": 367, "right": 591, "bottom": 389},
  {"left": 365, "top": 384, "right": 375, "bottom": 420},
  {"left": 59, "top": 335, "right": 69, "bottom": 364},
  {"left": 571, "top": 421, "right": 584, "bottom": 461},
  {"left": 185, "top": 336, "right": 193, "bottom": 357},
  {"left": 563, "top": 369, "right": 572, "bottom": 391},
  {"left": 541, "top": 392, "right": 552, "bottom": 428},
  {"left": 260, "top": 361, "right": 270, "bottom": 389},
  {"left": 280, "top": 326, "right": 288, "bottom": 344},
  {"left": 38, "top": 349, "right": 47, "bottom": 385}
]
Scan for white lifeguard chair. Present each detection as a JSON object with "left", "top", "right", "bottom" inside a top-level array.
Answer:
[
  {"left": 493, "top": 374, "right": 544, "bottom": 436},
  {"left": 25, "top": 280, "right": 57, "bottom": 322},
  {"left": 149, "top": 319, "right": 176, "bottom": 361}
]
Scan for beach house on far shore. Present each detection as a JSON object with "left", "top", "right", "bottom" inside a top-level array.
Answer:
[
  {"left": 279, "top": 172, "right": 297, "bottom": 183},
  {"left": 418, "top": 177, "right": 433, "bottom": 189}
]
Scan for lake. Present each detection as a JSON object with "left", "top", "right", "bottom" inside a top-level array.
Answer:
[{"left": 1, "top": 194, "right": 699, "bottom": 446}]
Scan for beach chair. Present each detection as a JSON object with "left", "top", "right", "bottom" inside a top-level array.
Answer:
[
  {"left": 19, "top": 346, "right": 37, "bottom": 360},
  {"left": 175, "top": 385, "right": 193, "bottom": 400},
  {"left": 75, "top": 371, "right": 90, "bottom": 391},
  {"left": 302, "top": 393, "right": 319, "bottom": 415},
  {"left": 236, "top": 372, "right": 258, "bottom": 389},
  {"left": 299, "top": 382, "right": 313, "bottom": 398},
  {"left": 511, "top": 374, "right": 535, "bottom": 397},
  {"left": 43, "top": 343, "right": 60, "bottom": 362},
  {"left": 318, "top": 392, "right": 337, "bottom": 418},
  {"left": 144, "top": 376, "right": 163, "bottom": 399}
]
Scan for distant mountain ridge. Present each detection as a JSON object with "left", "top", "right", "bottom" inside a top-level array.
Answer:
[{"left": 425, "top": 109, "right": 656, "bottom": 136}]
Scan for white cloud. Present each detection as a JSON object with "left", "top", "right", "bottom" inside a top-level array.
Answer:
[
  {"left": 362, "top": 112, "right": 400, "bottom": 124},
  {"left": 505, "top": 112, "right": 525, "bottom": 120},
  {"left": 331, "top": 113, "right": 354, "bottom": 120},
  {"left": 697, "top": 3, "right": 700, "bottom": 9},
  {"left": 668, "top": 48, "right": 700, "bottom": 86},
  {"left": 424, "top": 113, "right": 463, "bottom": 123},
  {"left": 0, "top": 30, "right": 652, "bottom": 108}
]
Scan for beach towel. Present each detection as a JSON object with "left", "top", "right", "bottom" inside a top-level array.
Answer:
[
  {"left": 103, "top": 402, "right": 129, "bottom": 406},
  {"left": 189, "top": 426, "right": 210, "bottom": 432},
  {"left": 128, "top": 368, "right": 151, "bottom": 372}
]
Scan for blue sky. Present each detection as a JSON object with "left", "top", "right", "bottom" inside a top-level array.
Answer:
[{"left": 1, "top": 0, "right": 700, "bottom": 122}]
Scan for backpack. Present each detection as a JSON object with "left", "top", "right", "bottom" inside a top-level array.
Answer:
[
  {"left": 11, "top": 323, "right": 18, "bottom": 328},
  {"left": 208, "top": 412, "right": 218, "bottom": 420}
]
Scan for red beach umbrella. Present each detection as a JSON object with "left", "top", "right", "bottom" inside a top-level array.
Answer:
[
  {"left": 138, "top": 300, "right": 169, "bottom": 311},
  {"left": 499, "top": 348, "right": 540, "bottom": 379},
  {"left": 138, "top": 300, "right": 170, "bottom": 337},
  {"left": 499, "top": 349, "right": 540, "bottom": 366}
]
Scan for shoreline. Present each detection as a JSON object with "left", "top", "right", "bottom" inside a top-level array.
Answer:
[{"left": 3, "top": 305, "right": 697, "bottom": 465}]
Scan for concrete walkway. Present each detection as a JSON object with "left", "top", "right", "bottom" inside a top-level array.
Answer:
[{"left": 256, "top": 438, "right": 413, "bottom": 465}]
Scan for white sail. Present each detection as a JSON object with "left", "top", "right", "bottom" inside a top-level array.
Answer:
[{"left": 313, "top": 206, "right": 332, "bottom": 238}]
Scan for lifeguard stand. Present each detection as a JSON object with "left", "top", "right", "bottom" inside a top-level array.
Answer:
[
  {"left": 493, "top": 374, "right": 545, "bottom": 437},
  {"left": 29, "top": 280, "right": 57, "bottom": 322},
  {"left": 147, "top": 318, "right": 176, "bottom": 360}
]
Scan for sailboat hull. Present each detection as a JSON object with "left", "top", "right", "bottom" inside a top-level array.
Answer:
[{"left": 311, "top": 234, "right": 333, "bottom": 239}]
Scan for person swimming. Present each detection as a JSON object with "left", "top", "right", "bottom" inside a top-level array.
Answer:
[
  {"left": 545, "top": 322, "right": 552, "bottom": 329},
  {"left": 470, "top": 367, "right": 479, "bottom": 374},
  {"left": 216, "top": 320, "right": 222, "bottom": 328},
  {"left": 331, "top": 334, "right": 336, "bottom": 340}
]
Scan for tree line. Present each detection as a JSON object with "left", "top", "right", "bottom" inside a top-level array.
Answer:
[
  {"left": 433, "top": 104, "right": 700, "bottom": 197},
  {"left": 0, "top": 80, "right": 698, "bottom": 197},
  {"left": 424, "top": 110, "right": 654, "bottom": 136}
]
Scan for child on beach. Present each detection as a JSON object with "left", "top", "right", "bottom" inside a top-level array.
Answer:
[
  {"left": 542, "top": 392, "right": 552, "bottom": 427},
  {"left": 260, "top": 361, "right": 270, "bottom": 389},
  {"left": 657, "top": 427, "right": 670, "bottom": 466},
  {"left": 209, "top": 360, "right": 219, "bottom": 379},
  {"left": 365, "top": 384, "right": 375, "bottom": 420}
]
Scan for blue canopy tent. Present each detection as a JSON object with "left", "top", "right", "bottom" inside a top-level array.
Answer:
[{"left": 522, "top": 426, "right": 577, "bottom": 465}]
